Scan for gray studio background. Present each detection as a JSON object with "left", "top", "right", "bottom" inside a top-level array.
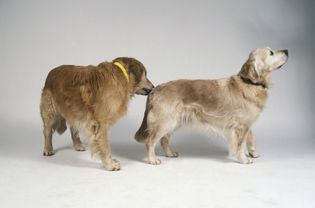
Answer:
[
  {"left": 1, "top": 0, "right": 314, "bottom": 136},
  {"left": 1, "top": 1, "right": 315, "bottom": 207}
]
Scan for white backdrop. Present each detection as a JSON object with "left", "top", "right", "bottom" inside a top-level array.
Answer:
[{"left": 0, "top": 1, "right": 314, "bottom": 208}]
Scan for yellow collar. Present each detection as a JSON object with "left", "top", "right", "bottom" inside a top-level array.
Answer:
[{"left": 114, "top": 62, "right": 129, "bottom": 82}]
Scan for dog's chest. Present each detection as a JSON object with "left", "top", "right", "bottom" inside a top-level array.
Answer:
[
  {"left": 240, "top": 102, "right": 263, "bottom": 124},
  {"left": 238, "top": 90, "right": 268, "bottom": 124}
]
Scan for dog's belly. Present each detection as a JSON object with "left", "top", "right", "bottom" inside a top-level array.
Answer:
[
  {"left": 178, "top": 102, "right": 262, "bottom": 136},
  {"left": 49, "top": 87, "right": 128, "bottom": 134}
]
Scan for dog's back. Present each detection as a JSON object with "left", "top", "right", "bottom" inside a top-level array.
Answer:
[
  {"left": 134, "top": 77, "right": 268, "bottom": 164},
  {"left": 40, "top": 64, "right": 120, "bottom": 156}
]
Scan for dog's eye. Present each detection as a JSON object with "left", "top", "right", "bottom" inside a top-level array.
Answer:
[{"left": 269, "top": 50, "right": 274, "bottom": 56}]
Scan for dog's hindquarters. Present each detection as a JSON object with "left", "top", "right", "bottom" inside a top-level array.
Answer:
[
  {"left": 40, "top": 90, "right": 67, "bottom": 134},
  {"left": 135, "top": 89, "right": 180, "bottom": 164},
  {"left": 40, "top": 89, "right": 67, "bottom": 155}
]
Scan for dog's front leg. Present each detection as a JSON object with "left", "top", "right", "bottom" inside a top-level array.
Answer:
[
  {"left": 247, "top": 130, "right": 260, "bottom": 158},
  {"left": 229, "top": 126, "right": 253, "bottom": 164},
  {"left": 90, "top": 124, "right": 120, "bottom": 171}
]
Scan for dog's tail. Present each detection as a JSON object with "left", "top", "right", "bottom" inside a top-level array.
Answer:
[
  {"left": 135, "top": 96, "right": 151, "bottom": 143},
  {"left": 53, "top": 117, "right": 67, "bottom": 135},
  {"left": 40, "top": 89, "right": 67, "bottom": 135}
]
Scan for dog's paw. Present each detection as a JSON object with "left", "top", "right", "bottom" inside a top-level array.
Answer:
[
  {"left": 43, "top": 150, "right": 54, "bottom": 156},
  {"left": 249, "top": 152, "right": 260, "bottom": 158},
  {"left": 148, "top": 158, "right": 161, "bottom": 165},
  {"left": 74, "top": 143, "right": 86, "bottom": 151},
  {"left": 104, "top": 159, "right": 121, "bottom": 171},
  {"left": 166, "top": 152, "right": 179, "bottom": 157},
  {"left": 239, "top": 157, "right": 254, "bottom": 164}
]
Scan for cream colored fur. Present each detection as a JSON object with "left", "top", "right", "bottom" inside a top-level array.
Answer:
[{"left": 135, "top": 47, "right": 288, "bottom": 165}]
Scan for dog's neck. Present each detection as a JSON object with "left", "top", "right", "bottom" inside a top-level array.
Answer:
[{"left": 239, "top": 76, "right": 267, "bottom": 89}]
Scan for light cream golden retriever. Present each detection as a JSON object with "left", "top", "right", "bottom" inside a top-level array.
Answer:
[
  {"left": 135, "top": 47, "right": 288, "bottom": 165},
  {"left": 40, "top": 57, "right": 154, "bottom": 171}
]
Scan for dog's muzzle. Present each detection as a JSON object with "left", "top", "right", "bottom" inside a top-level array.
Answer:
[
  {"left": 136, "top": 83, "right": 154, "bottom": 95},
  {"left": 282, "top": 49, "right": 289, "bottom": 57},
  {"left": 136, "top": 88, "right": 153, "bottom": 95},
  {"left": 277, "top": 49, "right": 289, "bottom": 69}
]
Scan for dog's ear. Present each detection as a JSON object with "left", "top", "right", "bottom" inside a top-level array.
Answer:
[
  {"left": 238, "top": 59, "right": 259, "bottom": 83},
  {"left": 129, "top": 63, "right": 142, "bottom": 83},
  {"left": 113, "top": 57, "right": 143, "bottom": 83}
]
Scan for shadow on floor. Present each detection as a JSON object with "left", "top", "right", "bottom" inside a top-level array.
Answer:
[{"left": 2, "top": 119, "right": 311, "bottom": 169}]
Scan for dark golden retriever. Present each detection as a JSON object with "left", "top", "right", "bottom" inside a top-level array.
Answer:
[{"left": 40, "top": 57, "right": 154, "bottom": 170}]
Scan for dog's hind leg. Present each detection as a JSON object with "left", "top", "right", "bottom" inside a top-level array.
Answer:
[
  {"left": 146, "top": 115, "right": 179, "bottom": 165},
  {"left": 70, "top": 126, "right": 85, "bottom": 151},
  {"left": 160, "top": 134, "right": 178, "bottom": 157},
  {"left": 246, "top": 129, "right": 260, "bottom": 158},
  {"left": 42, "top": 121, "right": 54, "bottom": 156},
  {"left": 146, "top": 127, "right": 166, "bottom": 165},
  {"left": 40, "top": 90, "right": 56, "bottom": 156},
  {"left": 146, "top": 135, "right": 161, "bottom": 165},
  {"left": 146, "top": 123, "right": 177, "bottom": 165}
]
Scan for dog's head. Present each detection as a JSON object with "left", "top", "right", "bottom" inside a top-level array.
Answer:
[
  {"left": 113, "top": 57, "right": 154, "bottom": 95},
  {"left": 238, "top": 47, "right": 288, "bottom": 88}
]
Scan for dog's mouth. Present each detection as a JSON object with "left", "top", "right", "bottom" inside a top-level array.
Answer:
[
  {"left": 276, "top": 50, "right": 289, "bottom": 69},
  {"left": 277, "top": 62, "right": 287, "bottom": 69},
  {"left": 276, "top": 59, "right": 288, "bottom": 69},
  {"left": 136, "top": 88, "right": 152, "bottom": 95},
  {"left": 277, "top": 64, "right": 284, "bottom": 69}
]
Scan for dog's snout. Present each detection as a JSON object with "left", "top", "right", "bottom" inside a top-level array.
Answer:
[
  {"left": 135, "top": 81, "right": 154, "bottom": 96},
  {"left": 138, "top": 87, "right": 152, "bottom": 95},
  {"left": 144, "top": 83, "right": 154, "bottom": 93},
  {"left": 147, "top": 80, "right": 154, "bottom": 90},
  {"left": 144, "top": 88, "right": 152, "bottom": 93},
  {"left": 282, "top": 49, "right": 289, "bottom": 56}
]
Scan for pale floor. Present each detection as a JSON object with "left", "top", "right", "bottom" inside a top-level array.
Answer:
[{"left": 0, "top": 121, "right": 314, "bottom": 208}]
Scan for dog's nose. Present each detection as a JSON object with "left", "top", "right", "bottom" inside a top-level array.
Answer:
[
  {"left": 282, "top": 49, "right": 288, "bottom": 56},
  {"left": 142, "top": 87, "right": 152, "bottom": 95}
]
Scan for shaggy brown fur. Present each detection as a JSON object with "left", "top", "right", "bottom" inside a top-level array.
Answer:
[
  {"left": 135, "top": 48, "right": 288, "bottom": 165},
  {"left": 40, "top": 57, "right": 154, "bottom": 171}
]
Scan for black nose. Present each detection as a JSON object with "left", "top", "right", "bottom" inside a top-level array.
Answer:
[
  {"left": 282, "top": 49, "right": 288, "bottom": 56},
  {"left": 144, "top": 87, "right": 152, "bottom": 94}
]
